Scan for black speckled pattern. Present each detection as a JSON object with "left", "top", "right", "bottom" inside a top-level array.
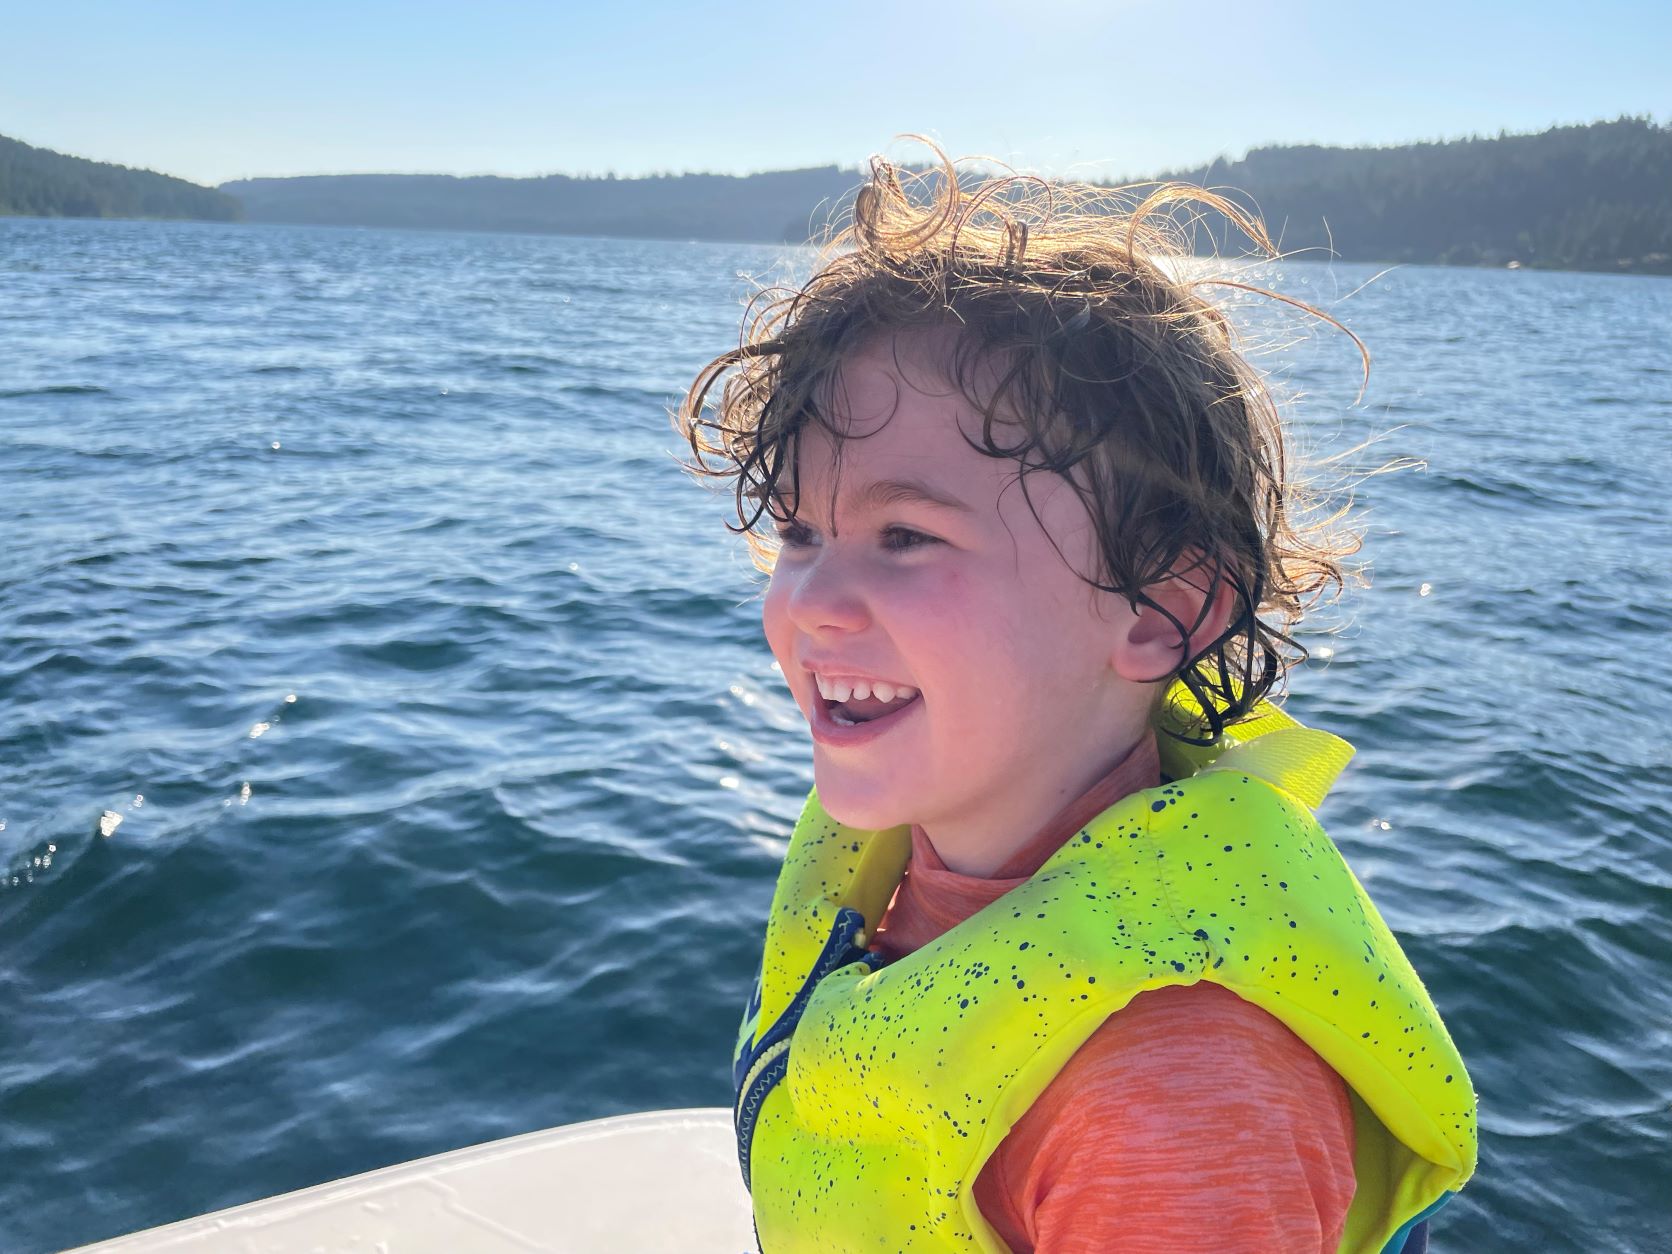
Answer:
[{"left": 741, "top": 769, "right": 1477, "bottom": 1253}]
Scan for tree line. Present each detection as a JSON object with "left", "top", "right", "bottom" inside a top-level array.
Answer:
[
  {"left": 0, "top": 133, "right": 240, "bottom": 222},
  {"left": 219, "top": 166, "right": 851, "bottom": 244},
  {"left": 3, "top": 119, "right": 1667, "bottom": 274},
  {"left": 1144, "top": 116, "right": 1670, "bottom": 274}
]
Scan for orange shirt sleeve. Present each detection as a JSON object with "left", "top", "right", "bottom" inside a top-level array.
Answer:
[{"left": 974, "top": 983, "right": 1358, "bottom": 1254}]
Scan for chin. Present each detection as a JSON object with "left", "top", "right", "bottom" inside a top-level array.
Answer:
[{"left": 811, "top": 760, "right": 911, "bottom": 832}]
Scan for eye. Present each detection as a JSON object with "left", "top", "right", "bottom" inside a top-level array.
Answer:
[
  {"left": 774, "top": 520, "right": 815, "bottom": 548},
  {"left": 881, "top": 526, "right": 938, "bottom": 552},
  {"left": 770, "top": 522, "right": 940, "bottom": 552}
]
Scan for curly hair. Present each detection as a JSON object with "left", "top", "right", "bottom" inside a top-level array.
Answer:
[{"left": 672, "top": 137, "right": 1365, "bottom": 745}]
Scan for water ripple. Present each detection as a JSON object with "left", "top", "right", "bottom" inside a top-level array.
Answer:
[{"left": 1, "top": 218, "right": 1668, "bottom": 1252}]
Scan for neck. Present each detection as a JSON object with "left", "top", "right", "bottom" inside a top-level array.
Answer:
[{"left": 919, "top": 724, "right": 1154, "bottom": 877}]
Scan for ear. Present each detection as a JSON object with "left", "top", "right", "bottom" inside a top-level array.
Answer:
[{"left": 1110, "top": 553, "right": 1238, "bottom": 685}]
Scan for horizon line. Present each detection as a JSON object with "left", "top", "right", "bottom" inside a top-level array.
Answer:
[{"left": 7, "top": 111, "right": 1665, "bottom": 192}]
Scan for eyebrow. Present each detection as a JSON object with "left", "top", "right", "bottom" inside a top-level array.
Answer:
[{"left": 778, "top": 477, "right": 974, "bottom": 518}]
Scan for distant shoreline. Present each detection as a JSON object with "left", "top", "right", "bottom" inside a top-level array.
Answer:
[
  {"left": 7, "top": 210, "right": 1669, "bottom": 281},
  {"left": 5, "top": 119, "right": 1669, "bottom": 276},
  {"left": 7, "top": 212, "right": 1670, "bottom": 282}
]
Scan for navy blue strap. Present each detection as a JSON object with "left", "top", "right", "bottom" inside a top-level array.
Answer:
[{"left": 732, "top": 908, "right": 878, "bottom": 1189}]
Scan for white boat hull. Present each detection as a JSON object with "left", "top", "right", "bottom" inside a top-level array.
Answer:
[{"left": 68, "top": 1108, "right": 753, "bottom": 1253}]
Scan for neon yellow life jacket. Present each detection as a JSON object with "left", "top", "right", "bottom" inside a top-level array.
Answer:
[{"left": 731, "top": 695, "right": 1478, "bottom": 1253}]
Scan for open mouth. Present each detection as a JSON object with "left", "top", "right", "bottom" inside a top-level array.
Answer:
[{"left": 823, "top": 689, "right": 923, "bottom": 727}]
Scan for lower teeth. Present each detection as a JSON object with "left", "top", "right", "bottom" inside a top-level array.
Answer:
[{"left": 830, "top": 697, "right": 915, "bottom": 728}]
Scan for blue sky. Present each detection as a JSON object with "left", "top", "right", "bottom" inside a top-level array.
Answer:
[{"left": 3, "top": 0, "right": 1667, "bottom": 187}]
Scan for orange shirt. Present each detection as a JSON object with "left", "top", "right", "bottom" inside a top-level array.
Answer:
[{"left": 871, "top": 732, "right": 1358, "bottom": 1253}]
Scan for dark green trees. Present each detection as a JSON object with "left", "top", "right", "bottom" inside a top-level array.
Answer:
[
  {"left": 1147, "top": 117, "right": 1671, "bottom": 274},
  {"left": 0, "top": 133, "right": 240, "bottom": 222}
]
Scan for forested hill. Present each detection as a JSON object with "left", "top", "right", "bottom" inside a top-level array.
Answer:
[
  {"left": 0, "top": 133, "right": 240, "bottom": 222},
  {"left": 4, "top": 119, "right": 1666, "bottom": 274},
  {"left": 222, "top": 167, "right": 859, "bottom": 244},
  {"left": 222, "top": 118, "right": 1669, "bottom": 274},
  {"left": 1149, "top": 117, "right": 1670, "bottom": 275}
]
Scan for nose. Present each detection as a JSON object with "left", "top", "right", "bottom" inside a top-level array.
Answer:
[{"left": 777, "top": 547, "right": 870, "bottom": 634}]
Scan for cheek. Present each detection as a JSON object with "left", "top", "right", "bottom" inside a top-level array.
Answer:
[
  {"left": 880, "top": 574, "right": 962, "bottom": 653},
  {"left": 760, "top": 573, "right": 794, "bottom": 660},
  {"left": 902, "top": 574, "right": 1016, "bottom": 697}
]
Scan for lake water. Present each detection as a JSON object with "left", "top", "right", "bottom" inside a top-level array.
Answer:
[{"left": 2, "top": 217, "right": 1669, "bottom": 1253}]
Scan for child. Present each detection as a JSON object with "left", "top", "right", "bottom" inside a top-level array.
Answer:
[{"left": 675, "top": 142, "right": 1477, "bottom": 1254}]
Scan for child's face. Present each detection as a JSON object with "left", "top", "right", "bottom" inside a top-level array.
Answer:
[{"left": 762, "top": 330, "right": 1202, "bottom": 874}]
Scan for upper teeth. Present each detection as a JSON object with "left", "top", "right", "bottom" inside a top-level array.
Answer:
[{"left": 814, "top": 673, "right": 918, "bottom": 704}]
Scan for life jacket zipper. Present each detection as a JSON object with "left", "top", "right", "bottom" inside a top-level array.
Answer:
[{"left": 732, "top": 906, "right": 879, "bottom": 1189}]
